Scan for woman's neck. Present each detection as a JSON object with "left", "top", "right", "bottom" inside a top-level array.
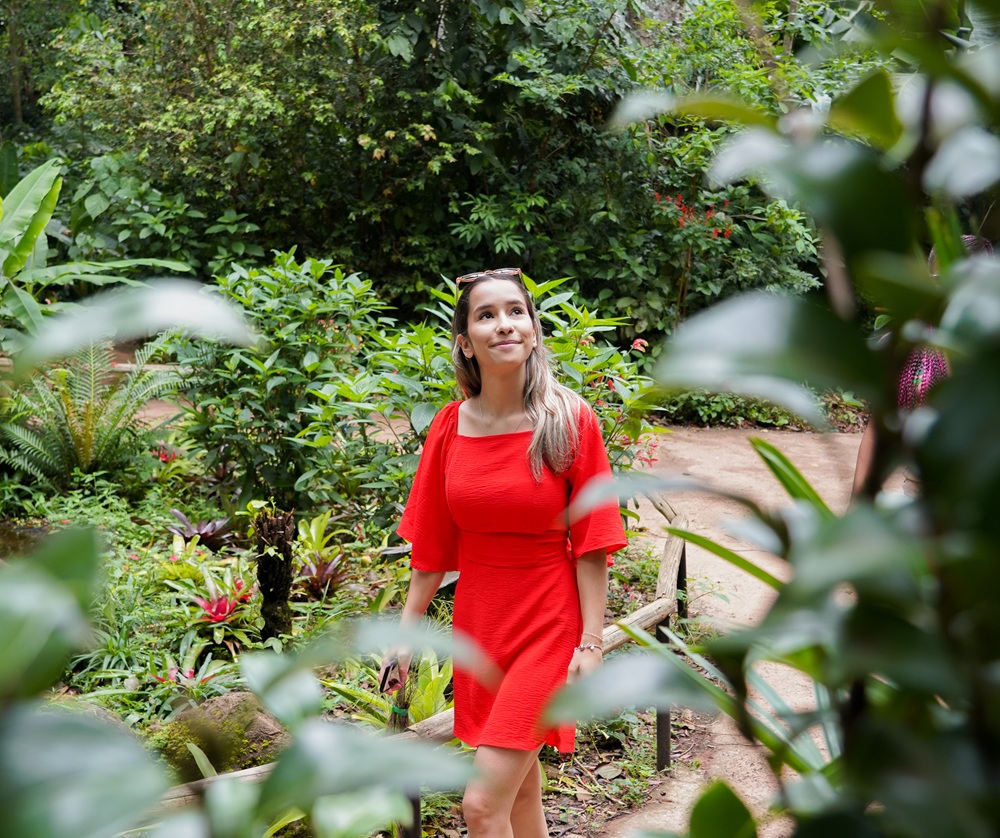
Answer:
[{"left": 477, "top": 372, "right": 526, "bottom": 421}]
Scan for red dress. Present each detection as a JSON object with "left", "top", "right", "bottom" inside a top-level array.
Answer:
[{"left": 396, "top": 400, "right": 627, "bottom": 752}]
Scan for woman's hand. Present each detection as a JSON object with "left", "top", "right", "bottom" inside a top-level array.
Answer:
[
  {"left": 567, "top": 644, "right": 603, "bottom": 683},
  {"left": 378, "top": 649, "right": 412, "bottom": 694}
]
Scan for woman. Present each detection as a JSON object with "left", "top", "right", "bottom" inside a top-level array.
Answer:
[{"left": 381, "top": 267, "right": 627, "bottom": 838}]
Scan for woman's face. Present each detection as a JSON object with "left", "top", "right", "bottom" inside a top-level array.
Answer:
[{"left": 457, "top": 279, "right": 537, "bottom": 372}]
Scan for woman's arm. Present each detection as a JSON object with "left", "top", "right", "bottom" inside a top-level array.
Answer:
[
  {"left": 400, "top": 569, "right": 446, "bottom": 627},
  {"left": 568, "top": 548, "right": 608, "bottom": 682}
]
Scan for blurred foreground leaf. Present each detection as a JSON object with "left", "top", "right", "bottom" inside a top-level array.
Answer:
[
  {"left": 654, "top": 293, "right": 883, "bottom": 424},
  {"left": 14, "top": 279, "right": 253, "bottom": 377},
  {"left": 0, "top": 703, "right": 168, "bottom": 838}
]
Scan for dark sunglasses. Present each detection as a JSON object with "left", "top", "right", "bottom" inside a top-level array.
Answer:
[{"left": 456, "top": 267, "right": 523, "bottom": 285}]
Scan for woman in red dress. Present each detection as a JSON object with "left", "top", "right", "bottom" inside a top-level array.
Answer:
[{"left": 381, "top": 268, "right": 627, "bottom": 838}]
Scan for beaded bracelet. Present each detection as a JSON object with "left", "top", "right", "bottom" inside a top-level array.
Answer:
[
  {"left": 575, "top": 643, "right": 602, "bottom": 653},
  {"left": 582, "top": 631, "right": 603, "bottom": 642}
]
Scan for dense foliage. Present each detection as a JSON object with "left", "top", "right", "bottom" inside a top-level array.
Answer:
[{"left": 29, "top": 0, "right": 885, "bottom": 349}]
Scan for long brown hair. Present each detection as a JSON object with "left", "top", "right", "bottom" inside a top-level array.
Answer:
[{"left": 451, "top": 272, "right": 582, "bottom": 479}]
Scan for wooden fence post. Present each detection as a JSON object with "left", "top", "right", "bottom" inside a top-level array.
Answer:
[{"left": 649, "top": 492, "right": 688, "bottom": 772}]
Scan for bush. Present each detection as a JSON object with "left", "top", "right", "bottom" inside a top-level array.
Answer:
[{"left": 169, "top": 251, "right": 393, "bottom": 512}]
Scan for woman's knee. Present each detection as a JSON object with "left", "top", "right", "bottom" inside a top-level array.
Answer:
[{"left": 463, "top": 786, "right": 500, "bottom": 832}]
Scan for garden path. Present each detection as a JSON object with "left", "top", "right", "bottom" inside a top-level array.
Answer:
[{"left": 600, "top": 425, "right": 880, "bottom": 838}]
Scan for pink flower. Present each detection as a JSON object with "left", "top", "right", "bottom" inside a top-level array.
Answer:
[
  {"left": 631, "top": 338, "right": 648, "bottom": 353},
  {"left": 154, "top": 667, "right": 180, "bottom": 683},
  {"left": 194, "top": 595, "right": 239, "bottom": 623}
]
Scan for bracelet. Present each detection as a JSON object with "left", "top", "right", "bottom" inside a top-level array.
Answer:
[
  {"left": 575, "top": 643, "right": 603, "bottom": 653},
  {"left": 582, "top": 631, "right": 603, "bottom": 642}
]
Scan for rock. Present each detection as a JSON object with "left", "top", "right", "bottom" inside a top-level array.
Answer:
[{"left": 156, "top": 691, "right": 291, "bottom": 782}]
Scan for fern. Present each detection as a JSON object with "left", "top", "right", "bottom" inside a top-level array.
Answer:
[{"left": 0, "top": 338, "right": 178, "bottom": 488}]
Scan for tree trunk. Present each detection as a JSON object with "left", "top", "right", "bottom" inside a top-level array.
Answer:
[{"left": 252, "top": 506, "right": 295, "bottom": 642}]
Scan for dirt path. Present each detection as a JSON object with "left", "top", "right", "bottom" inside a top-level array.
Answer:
[{"left": 600, "top": 425, "right": 877, "bottom": 837}]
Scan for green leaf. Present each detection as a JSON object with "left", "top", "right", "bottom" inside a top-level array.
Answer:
[
  {"left": 689, "top": 781, "right": 758, "bottom": 838},
  {"left": 607, "top": 90, "right": 675, "bottom": 130},
  {"left": 84, "top": 192, "right": 112, "bottom": 221},
  {"left": 241, "top": 652, "right": 325, "bottom": 732},
  {"left": 0, "top": 702, "right": 169, "bottom": 838},
  {"left": 410, "top": 402, "right": 438, "bottom": 435},
  {"left": 3, "top": 283, "right": 46, "bottom": 334},
  {"left": 545, "top": 652, "right": 718, "bottom": 724},
  {"left": 0, "top": 141, "right": 20, "bottom": 198},
  {"left": 14, "top": 280, "right": 253, "bottom": 378},
  {"left": 257, "top": 720, "right": 470, "bottom": 820},
  {"left": 669, "top": 528, "right": 784, "bottom": 590},
  {"left": 187, "top": 742, "right": 218, "bottom": 778},
  {"left": 654, "top": 293, "right": 885, "bottom": 425},
  {"left": 311, "top": 789, "right": 412, "bottom": 838},
  {"left": 0, "top": 160, "right": 61, "bottom": 261},
  {"left": 2, "top": 173, "right": 61, "bottom": 279},
  {"left": 0, "top": 530, "right": 101, "bottom": 698},
  {"left": 674, "top": 95, "right": 778, "bottom": 129},
  {"left": 828, "top": 70, "right": 904, "bottom": 149},
  {"left": 853, "top": 252, "right": 943, "bottom": 327},
  {"left": 923, "top": 125, "right": 1000, "bottom": 199},
  {"left": 749, "top": 437, "right": 834, "bottom": 518}
]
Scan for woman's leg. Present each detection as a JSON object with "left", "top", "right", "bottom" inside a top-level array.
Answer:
[
  {"left": 463, "top": 745, "right": 547, "bottom": 838},
  {"left": 510, "top": 755, "right": 548, "bottom": 838}
]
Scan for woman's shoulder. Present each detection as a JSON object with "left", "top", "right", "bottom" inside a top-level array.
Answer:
[{"left": 426, "top": 400, "right": 462, "bottom": 436}]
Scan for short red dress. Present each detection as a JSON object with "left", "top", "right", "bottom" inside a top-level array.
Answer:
[{"left": 396, "top": 400, "right": 627, "bottom": 753}]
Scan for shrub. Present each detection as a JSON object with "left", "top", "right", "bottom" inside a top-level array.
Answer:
[
  {"left": 0, "top": 338, "right": 176, "bottom": 490},
  {"left": 169, "top": 251, "right": 393, "bottom": 511}
]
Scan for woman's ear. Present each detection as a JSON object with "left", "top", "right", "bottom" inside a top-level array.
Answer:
[{"left": 457, "top": 335, "right": 474, "bottom": 359}]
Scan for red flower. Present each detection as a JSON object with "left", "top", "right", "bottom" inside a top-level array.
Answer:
[
  {"left": 724, "top": 229, "right": 732, "bottom": 239},
  {"left": 154, "top": 667, "right": 180, "bottom": 683},
  {"left": 194, "top": 595, "right": 239, "bottom": 623},
  {"left": 712, "top": 228, "right": 719, "bottom": 239},
  {"left": 234, "top": 578, "right": 252, "bottom": 603},
  {"left": 631, "top": 338, "right": 649, "bottom": 353}
]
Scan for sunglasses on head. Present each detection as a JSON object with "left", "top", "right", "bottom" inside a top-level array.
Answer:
[{"left": 456, "top": 267, "right": 523, "bottom": 285}]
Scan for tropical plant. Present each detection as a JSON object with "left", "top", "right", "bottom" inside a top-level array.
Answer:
[
  {"left": 293, "top": 510, "right": 354, "bottom": 601},
  {"left": 167, "top": 508, "right": 236, "bottom": 553},
  {"left": 41, "top": 0, "right": 884, "bottom": 352},
  {"left": 324, "top": 651, "right": 455, "bottom": 732},
  {"left": 164, "top": 558, "right": 259, "bottom": 656},
  {"left": 62, "top": 151, "right": 267, "bottom": 280},
  {"left": 0, "top": 157, "right": 189, "bottom": 354},
  {"left": 0, "top": 526, "right": 472, "bottom": 837},
  {"left": 0, "top": 337, "right": 176, "bottom": 489},
  {"left": 145, "top": 629, "right": 242, "bottom": 720}
]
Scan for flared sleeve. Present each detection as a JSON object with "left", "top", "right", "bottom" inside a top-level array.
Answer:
[
  {"left": 566, "top": 402, "right": 628, "bottom": 560},
  {"left": 397, "top": 401, "right": 461, "bottom": 572}
]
